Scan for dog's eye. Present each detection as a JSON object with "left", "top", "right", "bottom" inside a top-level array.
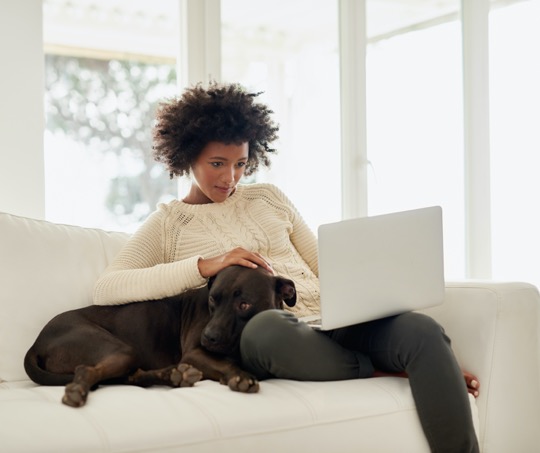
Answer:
[{"left": 239, "top": 302, "right": 252, "bottom": 312}]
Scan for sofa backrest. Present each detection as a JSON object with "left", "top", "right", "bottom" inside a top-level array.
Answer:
[{"left": 0, "top": 212, "right": 129, "bottom": 382}]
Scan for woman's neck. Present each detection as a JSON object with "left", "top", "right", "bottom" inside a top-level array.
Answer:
[{"left": 182, "top": 185, "right": 214, "bottom": 205}]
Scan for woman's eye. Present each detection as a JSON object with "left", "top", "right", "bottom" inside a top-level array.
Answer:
[
  {"left": 210, "top": 162, "right": 222, "bottom": 168},
  {"left": 237, "top": 162, "right": 246, "bottom": 168}
]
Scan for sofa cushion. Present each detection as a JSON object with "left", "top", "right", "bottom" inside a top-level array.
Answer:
[
  {"left": 0, "top": 377, "right": 443, "bottom": 452},
  {"left": 0, "top": 212, "right": 128, "bottom": 382}
]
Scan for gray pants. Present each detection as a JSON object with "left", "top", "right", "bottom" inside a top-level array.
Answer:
[{"left": 240, "top": 310, "right": 479, "bottom": 453}]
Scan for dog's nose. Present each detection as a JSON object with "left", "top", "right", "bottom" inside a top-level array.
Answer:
[
  {"left": 201, "top": 327, "right": 224, "bottom": 351},
  {"left": 202, "top": 331, "right": 218, "bottom": 346},
  {"left": 201, "top": 327, "right": 235, "bottom": 355}
]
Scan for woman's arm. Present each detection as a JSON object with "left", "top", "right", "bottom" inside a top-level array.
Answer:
[
  {"left": 268, "top": 185, "right": 319, "bottom": 276},
  {"left": 290, "top": 213, "right": 319, "bottom": 276},
  {"left": 93, "top": 208, "right": 206, "bottom": 305}
]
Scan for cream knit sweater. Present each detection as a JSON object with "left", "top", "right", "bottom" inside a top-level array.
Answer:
[{"left": 93, "top": 183, "right": 321, "bottom": 317}]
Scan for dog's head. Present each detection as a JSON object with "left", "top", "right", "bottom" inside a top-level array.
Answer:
[{"left": 201, "top": 265, "right": 296, "bottom": 355}]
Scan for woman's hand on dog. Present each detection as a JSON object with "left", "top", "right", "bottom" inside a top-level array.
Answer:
[{"left": 198, "top": 247, "right": 274, "bottom": 278}]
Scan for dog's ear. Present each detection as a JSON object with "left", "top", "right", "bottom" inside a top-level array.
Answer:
[
  {"left": 275, "top": 277, "right": 296, "bottom": 307},
  {"left": 207, "top": 275, "right": 217, "bottom": 290}
]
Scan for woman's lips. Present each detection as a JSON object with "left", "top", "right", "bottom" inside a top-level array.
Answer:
[{"left": 216, "top": 186, "right": 233, "bottom": 194}]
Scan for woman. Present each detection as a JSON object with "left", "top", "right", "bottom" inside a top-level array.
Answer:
[{"left": 94, "top": 82, "right": 479, "bottom": 453}]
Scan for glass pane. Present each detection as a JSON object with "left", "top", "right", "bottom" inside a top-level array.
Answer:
[
  {"left": 43, "top": 0, "right": 179, "bottom": 232},
  {"left": 366, "top": 0, "right": 465, "bottom": 279},
  {"left": 221, "top": 0, "right": 341, "bottom": 231},
  {"left": 490, "top": 0, "right": 540, "bottom": 289}
]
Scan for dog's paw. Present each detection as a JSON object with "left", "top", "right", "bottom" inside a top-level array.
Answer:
[
  {"left": 171, "top": 363, "right": 203, "bottom": 388},
  {"left": 226, "top": 373, "right": 260, "bottom": 393},
  {"left": 62, "top": 383, "right": 88, "bottom": 407}
]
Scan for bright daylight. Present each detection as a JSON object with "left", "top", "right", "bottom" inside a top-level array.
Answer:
[{"left": 1, "top": 1, "right": 539, "bottom": 453}]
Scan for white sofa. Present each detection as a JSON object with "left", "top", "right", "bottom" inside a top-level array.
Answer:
[{"left": 1, "top": 211, "right": 539, "bottom": 453}]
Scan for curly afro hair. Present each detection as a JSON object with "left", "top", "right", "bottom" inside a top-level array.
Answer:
[{"left": 152, "top": 82, "right": 279, "bottom": 178}]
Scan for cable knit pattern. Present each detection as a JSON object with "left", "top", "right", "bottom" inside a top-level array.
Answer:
[{"left": 93, "top": 183, "right": 320, "bottom": 317}]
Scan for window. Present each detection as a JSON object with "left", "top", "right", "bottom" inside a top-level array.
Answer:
[
  {"left": 43, "top": 0, "right": 179, "bottom": 232},
  {"left": 362, "top": 0, "right": 540, "bottom": 288},
  {"left": 490, "top": 0, "right": 540, "bottom": 288},
  {"left": 221, "top": 0, "right": 341, "bottom": 231},
  {"left": 365, "top": 0, "right": 465, "bottom": 278},
  {"left": 39, "top": 0, "right": 540, "bottom": 290}
]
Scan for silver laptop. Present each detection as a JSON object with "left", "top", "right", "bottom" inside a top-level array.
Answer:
[{"left": 301, "top": 206, "right": 445, "bottom": 330}]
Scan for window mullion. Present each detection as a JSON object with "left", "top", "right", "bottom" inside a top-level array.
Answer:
[
  {"left": 461, "top": 0, "right": 492, "bottom": 279},
  {"left": 178, "top": 0, "right": 221, "bottom": 88},
  {"left": 339, "top": 0, "right": 368, "bottom": 220}
]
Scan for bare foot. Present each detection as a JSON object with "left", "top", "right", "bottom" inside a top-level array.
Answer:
[
  {"left": 373, "top": 369, "right": 480, "bottom": 399},
  {"left": 463, "top": 370, "right": 480, "bottom": 398}
]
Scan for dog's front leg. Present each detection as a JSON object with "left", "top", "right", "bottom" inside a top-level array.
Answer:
[
  {"left": 127, "top": 363, "right": 202, "bottom": 388},
  {"left": 221, "top": 366, "right": 260, "bottom": 393},
  {"left": 181, "top": 348, "right": 259, "bottom": 393}
]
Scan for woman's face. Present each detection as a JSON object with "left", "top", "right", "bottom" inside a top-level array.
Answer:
[{"left": 186, "top": 141, "right": 249, "bottom": 204}]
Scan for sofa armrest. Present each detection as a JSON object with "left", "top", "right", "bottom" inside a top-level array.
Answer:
[{"left": 421, "top": 281, "right": 540, "bottom": 453}]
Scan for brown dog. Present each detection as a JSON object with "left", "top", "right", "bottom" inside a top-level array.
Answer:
[{"left": 24, "top": 265, "right": 296, "bottom": 407}]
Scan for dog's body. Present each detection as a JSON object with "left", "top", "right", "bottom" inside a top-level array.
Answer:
[{"left": 24, "top": 266, "right": 296, "bottom": 407}]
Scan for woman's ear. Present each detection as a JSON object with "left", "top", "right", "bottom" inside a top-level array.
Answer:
[{"left": 275, "top": 277, "right": 297, "bottom": 307}]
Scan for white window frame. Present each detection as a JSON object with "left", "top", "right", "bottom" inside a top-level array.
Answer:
[
  {"left": 178, "top": 0, "right": 221, "bottom": 88},
  {"left": 336, "top": 0, "right": 493, "bottom": 279},
  {"left": 0, "top": 0, "right": 500, "bottom": 280},
  {"left": 461, "top": 0, "right": 492, "bottom": 279}
]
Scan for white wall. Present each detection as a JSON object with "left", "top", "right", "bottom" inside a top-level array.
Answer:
[{"left": 0, "top": 0, "right": 45, "bottom": 219}]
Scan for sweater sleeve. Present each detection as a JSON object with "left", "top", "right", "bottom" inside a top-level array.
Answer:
[
  {"left": 267, "top": 185, "right": 319, "bottom": 276},
  {"left": 291, "top": 213, "right": 319, "bottom": 277},
  {"left": 93, "top": 206, "right": 207, "bottom": 305}
]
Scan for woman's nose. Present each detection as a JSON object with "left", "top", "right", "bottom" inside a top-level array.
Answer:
[{"left": 221, "top": 166, "right": 236, "bottom": 184}]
